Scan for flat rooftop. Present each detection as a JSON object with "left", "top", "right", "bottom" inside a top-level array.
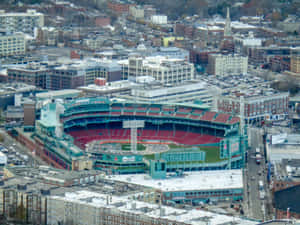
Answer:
[
  {"left": 36, "top": 89, "right": 82, "bottom": 100},
  {"left": 109, "top": 169, "right": 243, "bottom": 192},
  {"left": 51, "top": 190, "right": 256, "bottom": 225},
  {"left": 267, "top": 144, "right": 300, "bottom": 162}
]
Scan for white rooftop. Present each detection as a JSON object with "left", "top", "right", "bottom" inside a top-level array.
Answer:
[
  {"left": 0, "top": 10, "right": 43, "bottom": 16},
  {"left": 118, "top": 56, "right": 188, "bottom": 69},
  {"left": 132, "top": 82, "right": 208, "bottom": 98},
  {"left": 109, "top": 170, "right": 243, "bottom": 192},
  {"left": 268, "top": 144, "right": 300, "bottom": 163},
  {"left": 50, "top": 190, "right": 257, "bottom": 225},
  {"left": 36, "top": 89, "right": 82, "bottom": 99},
  {"left": 78, "top": 80, "right": 138, "bottom": 92}
]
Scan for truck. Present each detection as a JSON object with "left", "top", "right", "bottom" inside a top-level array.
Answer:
[
  {"left": 259, "top": 190, "right": 265, "bottom": 200},
  {"left": 255, "top": 147, "right": 260, "bottom": 155},
  {"left": 256, "top": 154, "right": 262, "bottom": 164},
  {"left": 259, "top": 180, "right": 264, "bottom": 190}
]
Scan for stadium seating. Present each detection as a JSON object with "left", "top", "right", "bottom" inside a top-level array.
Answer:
[
  {"left": 148, "top": 107, "right": 160, "bottom": 112},
  {"left": 68, "top": 127, "right": 222, "bottom": 148},
  {"left": 177, "top": 108, "right": 192, "bottom": 113},
  {"left": 200, "top": 112, "right": 217, "bottom": 121},
  {"left": 189, "top": 115, "right": 200, "bottom": 120},
  {"left": 228, "top": 117, "right": 240, "bottom": 124},
  {"left": 214, "top": 113, "right": 231, "bottom": 123},
  {"left": 136, "top": 112, "right": 147, "bottom": 116},
  {"left": 192, "top": 109, "right": 203, "bottom": 114},
  {"left": 176, "top": 113, "right": 188, "bottom": 118},
  {"left": 137, "top": 107, "right": 147, "bottom": 111}
]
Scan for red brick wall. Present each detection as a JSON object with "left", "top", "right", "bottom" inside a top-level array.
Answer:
[
  {"left": 273, "top": 180, "right": 300, "bottom": 192},
  {"left": 107, "top": 1, "right": 132, "bottom": 13},
  {"left": 95, "top": 17, "right": 111, "bottom": 27},
  {"left": 276, "top": 209, "right": 300, "bottom": 219}
]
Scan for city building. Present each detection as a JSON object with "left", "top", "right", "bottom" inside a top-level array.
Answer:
[
  {"left": 119, "top": 56, "right": 194, "bottom": 85},
  {"left": 217, "top": 92, "right": 289, "bottom": 123},
  {"left": 5, "top": 105, "right": 23, "bottom": 123},
  {"left": 48, "top": 59, "right": 122, "bottom": 90},
  {"left": 117, "top": 81, "right": 215, "bottom": 106},
  {"left": 83, "top": 59, "right": 122, "bottom": 84},
  {"left": 248, "top": 46, "right": 290, "bottom": 66},
  {"left": 144, "top": 4, "right": 156, "bottom": 20},
  {"left": 95, "top": 17, "right": 111, "bottom": 27},
  {"left": 0, "top": 82, "right": 37, "bottom": 110},
  {"left": 0, "top": 165, "right": 256, "bottom": 225},
  {"left": 83, "top": 36, "right": 105, "bottom": 50},
  {"left": 266, "top": 134, "right": 300, "bottom": 192},
  {"left": 5, "top": 59, "right": 122, "bottom": 90},
  {"left": 110, "top": 170, "right": 244, "bottom": 205},
  {"left": 291, "top": 47, "right": 300, "bottom": 74},
  {"left": 0, "top": 9, "right": 44, "bottom": 36},
  {"left": 7, "top": 63, "right": 48, "bottom": 89},
  {"left": 78, "top": 80, "right": 138, "bottom": 97},
  {"left": 107, "top": 0, "right": 133, "bottom": 14},
  {"left": 0, "top": 166, "right": 104, "bottom": 224},
  {"left": 129, "top": 5, "right": 144, "bottom": 19},
  {"left": 151, "top": 47, "right": 189, "bottom": 61},
  {"left": 208, "top": 54, "right": 248, "bottom": 76},
  {"left": 0, "top": 32, "right": 26, "bottom": 56},
  {"left": 46, "top": 64, "right": 85, "bottom": 90},
  {"left": 151, "top": 15, "right": 168, "bottom": 25},
  {"left": 23, "top": 99, "right": 36, "bottom": 127},
  {"left": 274, "top": 185, "right": 300, "bottom": 219},
  {"left": 36, "top": 27, "right": 60, "bottom": 46},
  {"left": 47, "top": 189, "right": 256, "bottom": 225}
]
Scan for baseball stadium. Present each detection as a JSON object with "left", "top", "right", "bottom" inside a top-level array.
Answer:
[{"left": 14, "top": 97, "right": 247, "bottom": 179}]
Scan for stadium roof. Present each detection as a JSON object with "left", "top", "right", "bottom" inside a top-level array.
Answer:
[
  {"left": 108, "top": 169, "right": 243, "bottom": 192},
  {"left": 65, "top": 97, "right": 210, "bottom": 110}
]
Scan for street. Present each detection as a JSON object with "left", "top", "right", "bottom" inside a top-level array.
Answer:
[
  {"left": 244, "top": 127, "right": 272, "bottom": 221},
  {"left": 0, "top": 129, "right": 46, "bottom": 167}
]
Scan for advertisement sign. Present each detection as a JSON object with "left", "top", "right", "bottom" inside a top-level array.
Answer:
[
  {"left": 230, "top": 140, "right": 239, "bottom": 153},
  {"left": 122, "top": 156, "right": 135, "bottom": 162}
]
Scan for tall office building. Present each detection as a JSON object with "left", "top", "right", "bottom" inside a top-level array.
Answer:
[
  {"left": 0, "top": 32, "right": 26, "bottom": 56},
  {"left": 120, "top": 56, "right": 194, "bottom": 85},
  {"left": 291, "top": 47, "right": 300, "bottom": 74},
  {"left": 208, "top": 54, "right": 248, "bottom": 76},
  {"left": 0, "top": 9, "right": 44, "bottom": 36}
]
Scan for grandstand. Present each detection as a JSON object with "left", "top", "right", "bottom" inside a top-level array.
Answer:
[
  {"left": 59, "top": 98, "right": 246, "bottom": 175},
  {"left": 13, "top": 98, "right": 247, "bottom": 178}
]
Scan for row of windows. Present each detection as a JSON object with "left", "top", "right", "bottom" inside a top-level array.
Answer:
[
  {"left": 185, "top": 190, "right": 232, "bottom": 196},
  {"left": 169, "top": 189, "right": 240, "bottom": 198},
  {"left": 0, "top": 38, "right": 23, "bottom": 41}
]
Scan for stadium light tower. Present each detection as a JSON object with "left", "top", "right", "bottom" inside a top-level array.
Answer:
[
  {"left": 122, "top": 85, "right": 145, "bottom": 153},
  {"left": 123, "top": 120, "right": 144, "bottom": 153}
]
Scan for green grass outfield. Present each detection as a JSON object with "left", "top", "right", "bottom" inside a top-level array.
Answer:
[{"left": 143, "top": 145, "right": 225, "bottom": 163}]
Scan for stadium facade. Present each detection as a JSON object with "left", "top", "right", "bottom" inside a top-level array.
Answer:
[{"left": 12, "top": 98, "right": 247, "bottom": 179}]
